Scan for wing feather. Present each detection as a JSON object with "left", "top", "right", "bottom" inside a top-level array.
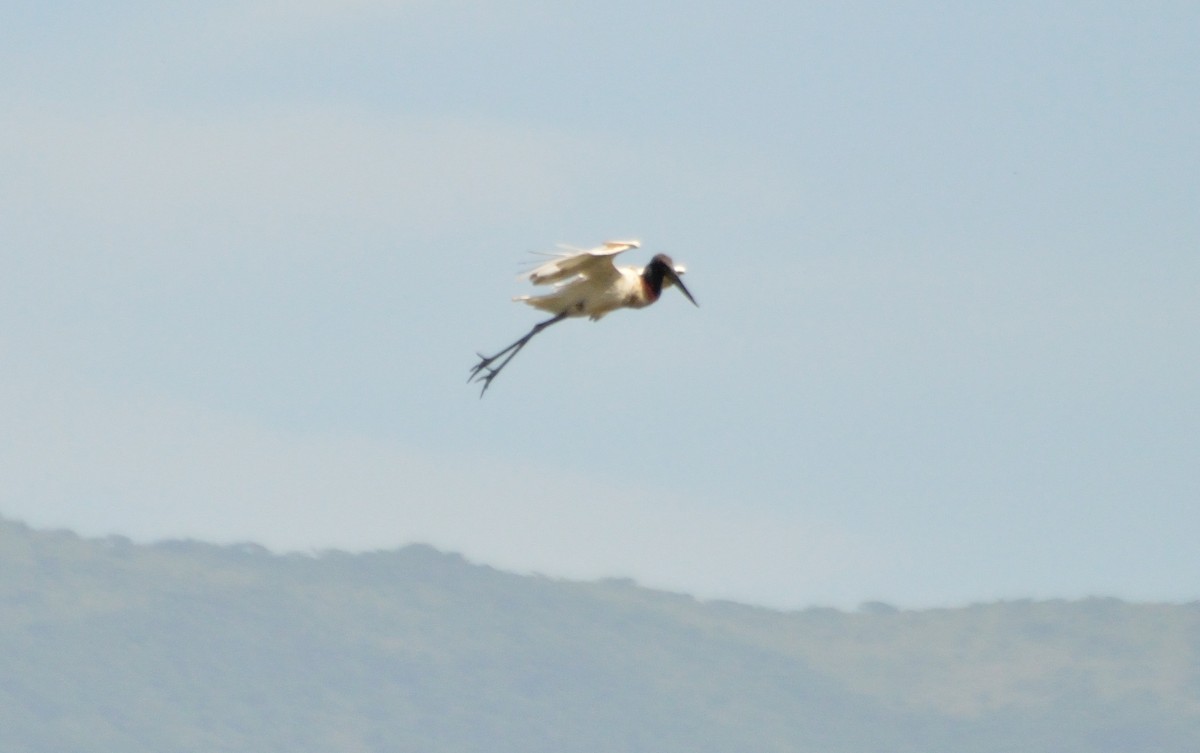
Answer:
[{"left": 526, "top": 240, "right": 640, "bottom": 286}]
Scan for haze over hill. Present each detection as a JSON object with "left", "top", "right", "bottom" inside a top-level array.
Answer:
[{"left": 3, "top": 516, "right": 1198, "bottom": 752}]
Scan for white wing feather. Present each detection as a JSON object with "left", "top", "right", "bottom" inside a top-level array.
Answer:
[{"left": 526, "top": 240, "right": 640, "bottom": 286}]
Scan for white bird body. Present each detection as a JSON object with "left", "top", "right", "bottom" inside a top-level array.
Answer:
[
  {"left": 469, "top": 239, "right": 697, "bottom": 395},
  {"left": 515, "top": 240, "right": 687, "bottom": 321}
]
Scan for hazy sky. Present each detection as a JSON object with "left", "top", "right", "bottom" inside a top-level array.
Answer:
[{"left": 3, "top": 2, "right": 1197, "bottom": 609}]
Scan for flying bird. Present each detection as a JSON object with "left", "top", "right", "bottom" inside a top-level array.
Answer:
[{"left": 469, "top": 240, "right": 698, "bottom": 396}]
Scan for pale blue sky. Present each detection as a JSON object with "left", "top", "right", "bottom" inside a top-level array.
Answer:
[{"left": 2, "top": 2, "right": 1197, "bottom": 608}]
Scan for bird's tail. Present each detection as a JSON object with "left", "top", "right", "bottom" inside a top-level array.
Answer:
[{"left": 513, "top": 293, "right": 563, "bottom": 314}]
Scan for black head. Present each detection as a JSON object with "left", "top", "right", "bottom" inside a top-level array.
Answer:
[{"left": 645, "top": 254, "right": 698, "bottom": 307}]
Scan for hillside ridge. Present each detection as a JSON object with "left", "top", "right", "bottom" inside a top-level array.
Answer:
[{"left": 2, "top": 516, "right": 1197, "bottom": 752}]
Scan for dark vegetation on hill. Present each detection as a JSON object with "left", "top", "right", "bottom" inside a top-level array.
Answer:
[{"left": 2, "top": 517, "right": 1198, "bottom": 752}]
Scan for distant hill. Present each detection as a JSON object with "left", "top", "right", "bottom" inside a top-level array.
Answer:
[{"left": 2, "top": 516, "right": 1198, "bottom": 752}]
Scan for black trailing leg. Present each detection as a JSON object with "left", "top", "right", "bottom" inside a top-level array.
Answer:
[{"left": 469, "top": 312, "right": 569, "bottom": 397}]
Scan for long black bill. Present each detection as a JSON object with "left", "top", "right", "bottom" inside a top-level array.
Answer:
[{"left": 665, "top": 268, "right": 699, "bottom": 307}]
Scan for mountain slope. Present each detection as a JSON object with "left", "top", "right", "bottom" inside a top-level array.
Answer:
[{"left": 1, "top": 518, "right": 1197, "bottom": 752}]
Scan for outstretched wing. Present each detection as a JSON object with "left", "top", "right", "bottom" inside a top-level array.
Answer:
[{"left": 526, "top": 240, "right": 640, "bottom": 286}]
